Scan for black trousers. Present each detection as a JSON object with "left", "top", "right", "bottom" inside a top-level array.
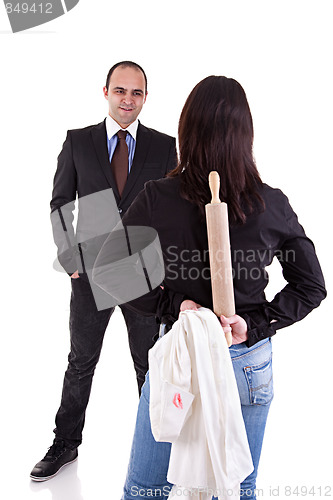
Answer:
[{"left": 54, "top": 276, "right": 158, "bottom": 447}]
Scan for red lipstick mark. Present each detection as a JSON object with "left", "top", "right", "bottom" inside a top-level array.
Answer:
[{"left": 173, "top": 393, "right": 183, "bottom": 409}]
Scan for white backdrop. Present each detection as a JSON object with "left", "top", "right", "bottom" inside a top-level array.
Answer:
[{"left": 1, "top": 1, "right": 332, "bottom": 499}]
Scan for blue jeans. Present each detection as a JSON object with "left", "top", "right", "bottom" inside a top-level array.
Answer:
[{"left": 122, "top": 338, "right": 273, "bottom": 500}]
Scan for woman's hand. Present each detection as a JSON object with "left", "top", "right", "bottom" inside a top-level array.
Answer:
[
  {"left": 180, "top": 300, "right": 202, "bottom": 312},
  {"left": 179, "top": 304, "right": 247, "bottom": 345},
  {"left": 220, "top": 314, "right": 248, "bottom": 345}
]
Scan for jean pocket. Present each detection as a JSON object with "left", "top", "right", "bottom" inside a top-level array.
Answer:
[{"left": 244, "top": 354, "right": 273, "bottom": 405}]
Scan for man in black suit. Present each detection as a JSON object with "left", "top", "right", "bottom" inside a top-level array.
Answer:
[{"left": 30, "top": 61, "right": 177, "bottom": 481}]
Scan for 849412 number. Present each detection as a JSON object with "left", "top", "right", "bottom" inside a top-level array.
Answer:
[
  {"left": 5, "top": 3, "right": 53, "bottom": 14},
  {"left": 284, "top": 486, "right": 332, "bottom": 496}
]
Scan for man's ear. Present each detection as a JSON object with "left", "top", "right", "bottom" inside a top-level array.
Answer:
[{"left": 103, "top": 86, "right": 108, "bottom": 99}]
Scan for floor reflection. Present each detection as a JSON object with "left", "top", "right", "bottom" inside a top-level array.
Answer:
[{"left": 29, "top": 461, "right": 84, "bottom": 500}]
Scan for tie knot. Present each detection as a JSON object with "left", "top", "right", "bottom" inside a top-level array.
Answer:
[{"left": 117, "top": 130, "right": 127, "bottom": 140}]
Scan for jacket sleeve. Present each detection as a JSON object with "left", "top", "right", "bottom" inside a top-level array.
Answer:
[
  {"left": 50, "top": 131, "right": 80, "bottom": 275},
  {"left": 165, "top": 137, "right": 178, "bottom": 174},
  {"left": 244, "top": 196, "right": 326, "bottom": 347}
]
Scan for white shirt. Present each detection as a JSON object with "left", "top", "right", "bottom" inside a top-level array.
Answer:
[
  {"left": 105, "top": 114, "right": 139, "bottom": 141},
  {"left": 149, "top": 308, "right": 253, "bottom": 500}
]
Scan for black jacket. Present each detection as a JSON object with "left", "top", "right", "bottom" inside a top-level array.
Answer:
[{"left": 95, "top": 175, "right": 326, "bottom": 347}]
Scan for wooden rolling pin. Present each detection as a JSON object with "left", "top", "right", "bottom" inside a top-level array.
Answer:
[{"left": 205, "top": 171, "right": 235, "bottom": 347}]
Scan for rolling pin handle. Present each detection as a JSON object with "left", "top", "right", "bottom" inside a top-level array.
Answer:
[
  {"left": 208, "top": 171, "right": 221, "bottom": 204},
  {"left": 225, "top": 330, "right": 232, "bottom": 347}
]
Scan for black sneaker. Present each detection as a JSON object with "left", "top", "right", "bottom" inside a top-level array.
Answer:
[{"left": 30, "top": 439, "right": 78, "bottom": 481}]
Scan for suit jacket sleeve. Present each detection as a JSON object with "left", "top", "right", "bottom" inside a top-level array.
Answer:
[
  {"left": 243, "top": 194, "right": 326, "bottom": 346},
  {"left": 50, "top": 131, "right": 80, "bottom": 275},
  {"left": 166, "top": 137, "right": 178, "bottom": 174}
]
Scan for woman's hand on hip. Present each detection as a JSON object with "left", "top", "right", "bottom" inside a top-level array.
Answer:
[{"left": 220, "top": 314, "right": 248, "bottom": 345}]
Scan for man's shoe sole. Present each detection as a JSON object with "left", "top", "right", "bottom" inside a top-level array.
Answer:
[{"left": 30, "top": 456, "right": 78, "bottom": 482}]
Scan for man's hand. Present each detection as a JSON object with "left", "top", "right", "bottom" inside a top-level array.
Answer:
[
  {"left": 180, "top": 300, "right": 202, "bottom": 312},
  {"left": 70, "top": 270, "right": 80, "bottom": 279},
  {"left": 220, "top": 314, "right": 248, "bottom": 345}
]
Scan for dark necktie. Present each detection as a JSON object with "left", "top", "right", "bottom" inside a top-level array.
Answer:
[{"left": 111, "top": 130, "right": 129, "bottom": 197}]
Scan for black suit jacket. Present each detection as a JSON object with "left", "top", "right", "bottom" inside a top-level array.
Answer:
[{"left": 51, "top": 120, "right": 177, "bottom": 275}]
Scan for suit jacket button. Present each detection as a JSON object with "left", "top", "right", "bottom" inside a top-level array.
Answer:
[{"left": 118, "top": 208, "right": 123, "bottom": 214}]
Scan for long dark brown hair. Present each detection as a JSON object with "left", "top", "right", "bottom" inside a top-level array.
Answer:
[{"left": 168, "top": 76, "right": 264, "bottom": 224}]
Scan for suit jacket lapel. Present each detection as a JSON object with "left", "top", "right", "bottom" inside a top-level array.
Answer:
[
  {"left": 120, "top": 123, "right": 151, "bottom": 204},
  {"left": 90, "top": 120, "right": 120, "bottom": 202}
]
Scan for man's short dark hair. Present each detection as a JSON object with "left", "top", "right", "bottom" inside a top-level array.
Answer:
[{"left": 105, "top": 61, "right": 148, "bottom": 94}]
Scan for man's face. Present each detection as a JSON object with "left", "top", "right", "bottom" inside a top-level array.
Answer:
[{"left": 103, "top": 66, "right": 147, "bottom": 128}]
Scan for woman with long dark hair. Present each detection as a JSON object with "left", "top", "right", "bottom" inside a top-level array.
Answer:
[
  {"left": 171, "top": 75, "right": 264, "bottom": 224},
  {"left": 94, "top": 76, "right": 326, "bottom": 499}
]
